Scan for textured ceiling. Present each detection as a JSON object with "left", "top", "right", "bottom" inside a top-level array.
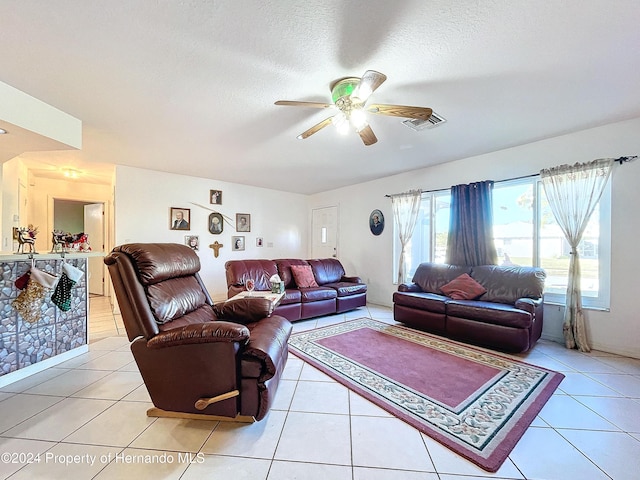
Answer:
[{"left": 1, "top": 0, "right": 639, "bottom": 193}]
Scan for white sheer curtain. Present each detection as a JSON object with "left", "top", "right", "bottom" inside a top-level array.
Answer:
[
  {"left": 540, "top": 158, "right": 613, "bottom": 352},
  {"left": 391, "top": 190, "right": 422, "bottom": 284}
]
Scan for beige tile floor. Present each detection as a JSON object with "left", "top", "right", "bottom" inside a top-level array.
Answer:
[{"left": 1, "top": 296, "right": 639, "bottom": 479}]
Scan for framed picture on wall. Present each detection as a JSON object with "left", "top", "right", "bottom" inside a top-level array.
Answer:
[
  {"left": 208, "top": 213, "right": 223, "bottom": 234},
  {"left": 170, "top": 207, "right": 190, "bottom": 230},
  {"left": 232, "top": 236, "right": 245, "bottom": 251},
  {"left": 236, "top": 213, "right": 251, "bottom": 232},
  {"left": 185, "top": 235, "right": 199, "bottom": 251},
  {"left": 210, "top": 190, "right": 222, "bottom": 205},
  {"left": 369, "top": 209, "right": 384, "bottom": 236}
]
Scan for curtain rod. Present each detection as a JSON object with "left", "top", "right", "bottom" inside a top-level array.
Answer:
[
  {"left": 385, "top": 156, "right": 635, "bottom": 197},
  {"left": 384, "top": 173, "right": 538, "bottom": 197}
]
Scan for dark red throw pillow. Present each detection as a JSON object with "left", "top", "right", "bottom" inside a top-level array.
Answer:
[
  {"left": 290, "top": 265, "right": 319, "bottom": 288},
  {"left": 440, "top": 273, "right": 486, "bottom": 300}
]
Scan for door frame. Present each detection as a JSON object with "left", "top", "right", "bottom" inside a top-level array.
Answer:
[
  {"left": 311, "top": 205, "right": 339, "bottom": 259},
  {"left": 48, "top": 194, "right": 109, "bottom": 296}
]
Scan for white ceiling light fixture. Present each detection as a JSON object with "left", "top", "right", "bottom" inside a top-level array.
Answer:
[
  {"left": 62, "top": 168, "right": 80, "bottom": 179},
  {"left": 0, "top": 128, "right": 7, "bottom": 134}
]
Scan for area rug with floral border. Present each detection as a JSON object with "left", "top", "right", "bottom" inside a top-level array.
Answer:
[{"left": 288, "top": 318, "right": 564, "bottom": 472}]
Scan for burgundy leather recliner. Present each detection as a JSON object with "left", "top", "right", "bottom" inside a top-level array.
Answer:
[{"left": 104, "top": 243, "right": 292, "bottom": 422}]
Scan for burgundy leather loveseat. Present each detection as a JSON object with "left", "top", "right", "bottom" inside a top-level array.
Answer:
[
  {"left": 225, "top": 258, "right": 367, "bottom": 322},
  {"left": 393, "top": 262, "right": 546, "bottom": 352}
]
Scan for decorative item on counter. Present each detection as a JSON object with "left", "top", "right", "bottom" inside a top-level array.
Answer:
[
  {"left": 51, "top": 262, "right": 84, "bottom": 311},
  {"left": 51, "top": 230, "right": 67, "bottom": 253},
  {"left": 50, "top": 231, "right": 91, "bottom": 252},
  {"left": 12, "top": 267, "right": 58, "bottom": 323},
  {"left": 209, "top": 241, "right": 223, "bottom": 258},
  {"left": 270, "top": 274, "right": 285, "bottom": 294},
  {"left": 14, "top": 224, "right": 39, "bottom": 254}
]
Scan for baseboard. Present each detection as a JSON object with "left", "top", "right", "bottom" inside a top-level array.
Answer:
[
  {"left": 541, "top": 333, "right": 639, "bottom": 360},
  {"left": 589, "top": 341, "right": 640, "bottom": 360},
  {"left": 0, "top": 345, "right": 89, "bottom": 388}
]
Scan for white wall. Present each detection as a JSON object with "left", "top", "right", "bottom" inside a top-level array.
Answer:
[
  {"left": 0, "top": 80, "right": 82, "bottom": 154},
  {"left": 114, "top": 166, "right": 309, "bottom": 301},
  {"left": 310, "top": 117, "right": 640, "bottom": 359},
  {"left": 0, "top": 157, "right": 28, "bottom": 253}
]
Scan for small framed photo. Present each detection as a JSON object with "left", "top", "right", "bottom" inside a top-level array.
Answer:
[
  {"left": 208, "top": 213, "right": 224, "bottom": 234},
  {"left": 170, "top": 208, "right": 190, "bottom": 230},
  {"left": 232, "top": 236, "right": 245, "bottom": 251},
  {"left": 256, "top": 237, "right": 263, "bottom": 247},
  {"left": 210, "top": 189, "right": 222, "bottom": 205},
  {"left": 236, "top": 213, "right": 251, "bottom": 232},
  {"left": 185, "top": 235, "right": 199, "bottom": 251}
]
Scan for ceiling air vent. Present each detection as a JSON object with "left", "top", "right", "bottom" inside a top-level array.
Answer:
[{"left": 402, "top": 112, "right": 446, "bottom": 131}]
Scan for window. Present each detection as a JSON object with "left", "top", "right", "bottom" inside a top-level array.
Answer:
[
  {"left": 392, "top": 191, "right": 450, "bottom": 282},
  {"left": 393, "top": 177, "right": 611, "bottom": 309}
]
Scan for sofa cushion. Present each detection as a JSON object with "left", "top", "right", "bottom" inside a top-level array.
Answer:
[
  {"left": 392, "top": 291, "right": 449, "bottom": 314},
  {"left": 291, "top": 265, "right": 319, "bottom": 288},
  {"left": 440, "top": 273, "right": 487, "bottom": 300},
  {"left": 412, "top": 263, "right": 472, "bottom": 294},
  {"left": 299, "top": 286, "right": 337, "bottom": 303},
  {"left": 225, "top": 259, "right": 278, "bottom": 292},
  {"left": 274, "top": 259, "right": 310, "bottom": 288},
  {"left": 147, "top": 276, "right": 209, "bottom": 324},
  {"left": 279, "top": 289, "right": 302, "bottom": 305},
  {"left": 307, "top": 258, "right": 345, "bottom": 285},
  {"left": 324, "top": 281, "right": 367, "bottom": 297},
  {"left": 470, "top": 265, "right": 546, "bottom": 304},
  {"left": 446, "top": 299, "right": 532, "bottom": 329}
]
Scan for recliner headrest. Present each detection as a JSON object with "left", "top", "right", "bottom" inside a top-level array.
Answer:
[{"left": 113, "top": 243, "right": 200, "bottom": 285}]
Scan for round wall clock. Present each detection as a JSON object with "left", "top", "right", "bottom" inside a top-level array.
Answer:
[{"left": 369, "top": 209, "right": 384, "bottom": 235}]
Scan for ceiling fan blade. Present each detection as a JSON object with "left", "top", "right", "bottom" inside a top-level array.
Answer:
[
  {"left": 275, "top": 100, "right": 332, "bottom": 108},
  {"left": 357, "top": 70, "right": 387, "bottom": 100},
  {"left": 358, "top": 125, "right": 378, "bottom": 146},
  {"left": 367, "top": 103, "right": 433, "bottom": 121},
  {"left": 297, "top": 116, "right": 334, "bottom": 140}
]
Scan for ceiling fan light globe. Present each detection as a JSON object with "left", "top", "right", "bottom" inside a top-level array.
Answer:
[
  {"left": 337, "top": 122, "right": 350, "bottom": 135},
  {"left": 331, "top": 113, "right": 350, "bottom": 135},
  {"left": 354, "top": 84, "right": 372, "bottom": 102},
  {"left": 350, "top": 109, "right": 368, "bottom": 130}
]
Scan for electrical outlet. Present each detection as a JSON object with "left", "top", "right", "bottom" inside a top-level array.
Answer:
[{"left": 267, "top": 242, "right": 274, "bottom": 248}]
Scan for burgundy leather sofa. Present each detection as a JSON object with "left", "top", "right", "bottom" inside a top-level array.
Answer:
[
  {"left": 105, "top": 243, "right": 292, "bottom": 421},
  {"left": 225, "top": 258, "right": 367, "bottom": 322},
  {"left": 393, "top": 262, "right": 546, "bottom": 352}
]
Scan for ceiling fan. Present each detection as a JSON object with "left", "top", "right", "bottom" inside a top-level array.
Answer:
[{"left": 275, "top": 70, "right": 432, "bottom": 146}]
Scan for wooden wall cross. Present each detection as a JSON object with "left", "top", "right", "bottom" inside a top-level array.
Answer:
[{"left": 209, "top": 241, "right": 223, "bottom": 258}]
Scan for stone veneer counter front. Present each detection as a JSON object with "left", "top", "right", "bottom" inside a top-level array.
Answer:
[{"left": 0, "top": 252, "right": 102, "bottom": 386}]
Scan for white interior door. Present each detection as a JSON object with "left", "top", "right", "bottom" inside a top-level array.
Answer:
[
  {"left": 312, "top": 206, "right": 338, "bottom": 259},
  {"left": 84, "top": 203, "right": 104, "bottom": 295}
]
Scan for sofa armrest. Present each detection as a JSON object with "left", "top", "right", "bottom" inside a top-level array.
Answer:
[
  {"left": 515, "top": 297, "right": 542, "bottom": 315},
  {"left": 243, "top": 315, "right": 293, "bottom": 382},
  {"left": 213, "top": 298, "right": 274, "bottom": 323},
  {"left": 147, "top": 321, "right": 249, "bottom": 349},
  {"left": 398, "top": 282, "right": 422, "bottom": 293},
  {"left": 341, "top": 275, "right": 363, "bottom": 283}
]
